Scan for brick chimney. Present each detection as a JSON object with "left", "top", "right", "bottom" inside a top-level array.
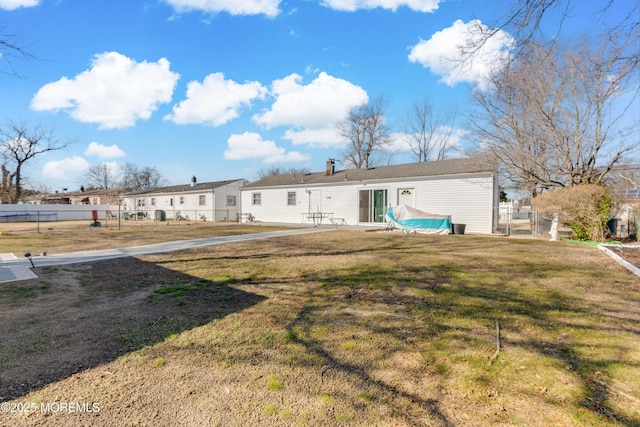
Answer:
[{"left": 325, "top": 158, "right": 335, "bottom": 176}]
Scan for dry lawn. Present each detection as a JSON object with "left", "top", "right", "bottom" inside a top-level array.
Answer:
[
  {"left": 0, "top": 226, "right": 639, "bottom": 426},
  {"left": 0, "top": 219, "right": 293, "bottom": 254}
]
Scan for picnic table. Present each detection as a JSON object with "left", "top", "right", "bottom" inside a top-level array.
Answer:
[
  {"left": 237, "top": 212, "right": 254, "bottom": 223},
  {"left": 124, "top": 211, "right": 148, "bottom": 221},
  {"left": 302, "top": 212, "right": 333, "bottom": 227}
]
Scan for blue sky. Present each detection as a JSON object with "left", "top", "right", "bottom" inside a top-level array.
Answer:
[{"left": 0, "top": 0, "right": 632, "bottom": 191}]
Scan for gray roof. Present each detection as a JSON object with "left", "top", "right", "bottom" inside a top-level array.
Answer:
[
  {"left": 244, "top": 157, "right": 495, "bottom": 189},
  {"left": 128, "top": 179, "right": 246, "bottom": 196}
]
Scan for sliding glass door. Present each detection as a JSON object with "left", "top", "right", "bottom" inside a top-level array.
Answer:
[{"left": 358, "top": 189, "right": 387, "bottom": 223}]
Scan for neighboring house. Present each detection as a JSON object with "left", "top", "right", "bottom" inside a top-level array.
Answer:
[
  {"left": 67, "top": 187, "right": 125, "bottom": 205},
  {"left": 20, "top": 187, "right": 125, "bottom": 205},
  {"left": 122, "top": 177, "right": 248, "bottom": 222},
  {"left": 240, "top": 157, "right": 499, "bottom": 234}
]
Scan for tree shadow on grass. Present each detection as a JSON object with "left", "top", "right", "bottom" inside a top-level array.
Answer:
[
  {"left": 0, "top": 257, "right": 265, "bottom": 402},
  {"left": 285, "top": 303, "right": 454, "bottom": 427},
  {"left": 281, "top": 254, "right": 640, "bottom": 426}
]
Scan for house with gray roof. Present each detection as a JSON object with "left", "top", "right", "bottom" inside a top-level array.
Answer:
[
  {"left": 240, "top": 157, "right": 499, "bottom": 234},
  {"left": 122, "top": 177, "right": 248, "bottom": 222}
]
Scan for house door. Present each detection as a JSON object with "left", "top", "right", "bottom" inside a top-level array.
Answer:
[
  {"left": 398, "top": 188, "right": 414, "bottom": 207},
  {"left": 306, "top": 189, "right": 322, "bottom": 213},
  {"left": 359, "top": 189, "right": 387, "bottom": 223}
]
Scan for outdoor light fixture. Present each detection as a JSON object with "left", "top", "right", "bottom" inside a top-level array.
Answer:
[{"left": 24, "top": 252, "right": 34, "bottom": 268}]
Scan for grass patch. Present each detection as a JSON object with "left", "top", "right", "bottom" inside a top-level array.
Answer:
[
  {"left": 153, "top": 357, "right": 166, "bottom": 367},
  {"left": 317, "top": 394, "right": 335, "bottom": 405},
  {"left": 561, "top": 238, "right": 622, "bottom": 246},
  {"left": 263, "top": 404, "right": 278, "bottom": 415},
  {"left": 0, "top": 284, "right": 38, "bottom": 302},
  {"left": 266, "top": 374, "right": 283, "bottom": 391},
  {"left": 341, "top": 341, "right": 357, "bottom": 350}
]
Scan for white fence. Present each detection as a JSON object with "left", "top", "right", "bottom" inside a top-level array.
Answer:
[{"left": 0, "top": 204, "right": 122, "bottom": 222}]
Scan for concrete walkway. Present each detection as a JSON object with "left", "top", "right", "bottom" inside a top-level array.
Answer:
[{"left": 0, "top": 227, "right": 334, "bottom": 283}]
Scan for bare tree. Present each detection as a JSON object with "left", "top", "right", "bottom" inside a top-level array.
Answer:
[
  {"left": 470, "top": 39, "right": 638, "bottom": 197},
  {"left": 468, "top": 0, "right": 638, "bottom": 63},
  {"left": 338, "top": 97, "right": 391, "bottom": 169},
  {"left": 551, "top": 35, "right": 638, "bottom": 186},
  {"left": 120, "top": 162, "right": 166, "bottom": 191},
  {"left": 0, "top": 121, "right": 71, "bottom": 203},
  {"left": 256, "top": 166, "right": 310, "bottom": 179},
  {"left": 403, "top": 98, "right": 457, "bottom": 162},
  {"left": 0, "top": 28, "right": 33, "bottom": 77},
  {"left": 470, "top": 43, "right": 556, "bottom": 196},
  {"left": 81, "top": 163, "right": 119, "bottom": 189}
]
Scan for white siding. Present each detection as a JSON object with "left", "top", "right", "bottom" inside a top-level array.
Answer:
[
  {"left": 242, "top": 188, "right": 308, "bottom": 223},
  {"left": 241, "top": 172, "right": 496, "bottom": 233},
  {"left": 411, "top": 175, "right": 495, "bottom": 234},
  {"left": 213, "top": 180, "right": 245, "bottom": 221},
  {"left": 122, "top": 180, "right": 247, "bottom": 222}
]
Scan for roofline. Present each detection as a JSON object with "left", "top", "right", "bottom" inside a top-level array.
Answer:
[
  {"left": 241, "top": 170, "right": 494, "bottom": 191},
  {"left": 127, "top": 179, "right": 247, "bottom": 196}
]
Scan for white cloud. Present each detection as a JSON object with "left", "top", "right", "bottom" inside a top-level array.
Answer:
[
  {"left": 281, "top": 127, "right": 344, "bottom": 148},
  {"left": 165, "top": 0, "right": 281, "bottom": 17},
  {"left": 31, "top": 52, "right": 180, "bottom": 129},
  {"left": 42, "top": 156, "right": 91, "bottom": 179},
  {"left": 255, "top": 72, "right": 367, "bottom": 128},
  {"left": 165, "top": 73, "right": 266, "bottom": 126},
  {"left": 0, "top": 0, "right": 38, "bottom": 10},
  {"left": 84, "top": 142, "right": 126, "bottom": 159},
  {"left": 408, "top": 20, "right": 514, "bottom": 90},
  {"left": 386, "top": 132, "right": 412, "bottom": 152},
  {"left": 253, "top": 72, "right": 367, "bottom": 146},
  {"left": 321, "top": 0, "right": 441, "bottom": 12},
  {"left": 224, "top": 132, "right": 310, "bottom": 163}
]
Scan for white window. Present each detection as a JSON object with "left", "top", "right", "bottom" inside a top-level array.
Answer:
[
  {"left": 151, "top": 198, "right": 156, "bottom": 206},
  {"left": 227, "top": 195, "right": 236, "bottom": 207},
  {"left": 287, "top": 191, "right": 296, "bottom": 206},
  {"left": 179, "top": 196, "right": 185, "bottom": 205},
  {"left": 199, "top": 195, "right": 206, "bottom": 206},
  {"left": 252, "top": 192, "right": 261, "bottom": 206}
]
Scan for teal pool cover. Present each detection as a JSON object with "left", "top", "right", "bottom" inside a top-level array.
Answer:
[{"left": 386, "top": 205, "right": 451, "bottom": 234}]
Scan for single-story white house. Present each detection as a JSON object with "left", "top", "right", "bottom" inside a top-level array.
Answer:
[
  {"left": 240, "top": 157, "right": 499, "bottom": 234},
  {"left": 122, "top": 177, "right": 248, "bottom": 222}
]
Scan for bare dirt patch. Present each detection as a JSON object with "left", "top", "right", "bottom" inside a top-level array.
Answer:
[
  {"left": 1, "top": 231, "right": 639, "bottom": 426},
  {"left": 0, "top": 258, "right": 264, "bottom": 402}
]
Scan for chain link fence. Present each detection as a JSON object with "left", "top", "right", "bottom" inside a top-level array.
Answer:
[
  {"left": 497, "top": 203, "right": 639, "bottom": 241},
  {"left": 496, "top": 204, "right": 552, "bottom": 238},
  {"left": 120, "top": 208, "right": 241, "bottom": 223},
  {"left": 0, "top": 205, "right": 242, "bottom": 234}
]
